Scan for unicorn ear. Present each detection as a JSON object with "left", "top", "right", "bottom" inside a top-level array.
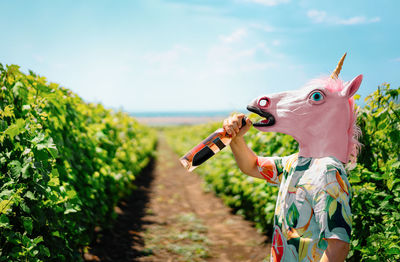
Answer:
[{"left": 341, "top": 74, "right": 363, "bottom": 98}]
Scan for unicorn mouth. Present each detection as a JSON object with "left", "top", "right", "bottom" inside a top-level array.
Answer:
[{"left": 246, "top": 105, "right": 275, "bottom": 127}]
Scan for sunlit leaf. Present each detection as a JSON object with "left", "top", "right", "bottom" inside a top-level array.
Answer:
[
  {"left": 3, "top": 118, "right": 25, "bottom": 139},
  {"left": 0, "top": 199, "right": 13, "bottom": 214}
]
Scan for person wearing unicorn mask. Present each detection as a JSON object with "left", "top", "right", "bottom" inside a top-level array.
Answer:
[{"left": 223, "top": 53, "right": 361, "bottom": 262}]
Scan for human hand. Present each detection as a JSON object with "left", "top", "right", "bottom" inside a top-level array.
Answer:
[{"left": 223, "top": 114, "right": 252, "bottom": 140}]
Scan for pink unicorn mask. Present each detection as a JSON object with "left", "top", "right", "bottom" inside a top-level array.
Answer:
[{"left": 247, "top": 53, "right": 362, "bottom": 164}]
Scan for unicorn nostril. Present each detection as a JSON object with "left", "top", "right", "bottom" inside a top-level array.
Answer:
[{"left": 258, "top": 97, "right": 270, "bottom": 108}]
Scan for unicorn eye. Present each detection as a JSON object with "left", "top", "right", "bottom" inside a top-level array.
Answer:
[
  {"left": 309, "top": 91, "right": 325, "bottom": 104},
  {"left": 311, "top": 92, "right": 323, "bottom": 101}
]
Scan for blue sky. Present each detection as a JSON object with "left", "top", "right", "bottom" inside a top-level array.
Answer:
[{"left": 0, "top": 0, "right": 399, "bottom": 113}]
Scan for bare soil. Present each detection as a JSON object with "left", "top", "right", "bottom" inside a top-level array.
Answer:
[{"left": 84, "top": 135, "right": 270, "bottom": 262}]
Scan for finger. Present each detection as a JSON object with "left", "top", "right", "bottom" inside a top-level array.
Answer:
[
  {"left": 227, "top": 119, "right": 237, "bottom": 136},
  {"left": 246, "top": 117, "right": 252, "bottom": 126},
  {"left": 234, "top": 122, "right": 240, "bottom": 133},
  {"left": 237, "top": 114, "right": 245, "bottom": 128},
  {"left": 223, "top": 119, "right": 232, "bottom": 135},
  {"left": 230, "top": 118, "right": 240, "bottom": 133}
]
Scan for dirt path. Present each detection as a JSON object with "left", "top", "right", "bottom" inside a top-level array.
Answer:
[{"left": 84, "top": 135, "right": 270, "bottom": 261}]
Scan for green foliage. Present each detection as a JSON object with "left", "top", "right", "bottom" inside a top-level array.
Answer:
[
  {"left": 348, "top": 84, "right": 400, "bottom": 261},
  {"left": 0, "top": 63, "right": 157, "bottom": 261},
  {"left": 165, "top": 84, "right": 400, "bottom": 261}
]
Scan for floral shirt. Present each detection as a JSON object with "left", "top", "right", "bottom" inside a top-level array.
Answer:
[{"left": 257, "top": 153, "right": 352, "bottom": 262}]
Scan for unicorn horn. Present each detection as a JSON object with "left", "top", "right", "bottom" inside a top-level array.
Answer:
[{"left": 331, "top": 52, "right": 347, "bottom": 79}]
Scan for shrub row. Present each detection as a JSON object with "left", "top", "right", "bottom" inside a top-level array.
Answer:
[
  {"left": 0, "top": 64, "right": 157, "bottom": 261},
  {"left": 165, "top": 84, "right": 399, "bottom": 261}
]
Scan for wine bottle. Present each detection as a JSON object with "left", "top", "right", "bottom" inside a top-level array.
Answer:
[{"left": 180, "top": 117, "right": 247, "bottom": 172}]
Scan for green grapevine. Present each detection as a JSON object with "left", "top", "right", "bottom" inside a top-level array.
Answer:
[{"left": 0, "top": 64, "right": 157, "bottom": 261}]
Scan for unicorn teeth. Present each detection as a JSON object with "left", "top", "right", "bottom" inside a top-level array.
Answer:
[
  {"left": 253, "top": 116, "right": 275, "bottom": 127},
  {"left": 247, "top": 105, "right": 275, "bottom": 127},
  {"left": 253, "top": 119, "right": 269, "bottom": 126},
  {"left": 253, "top": 121, "right": 270, "bottom": 127}
]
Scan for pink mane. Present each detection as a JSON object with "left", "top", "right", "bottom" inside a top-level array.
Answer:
[{"left": 309, "top": 77, "right": 361, "bottom": 164}]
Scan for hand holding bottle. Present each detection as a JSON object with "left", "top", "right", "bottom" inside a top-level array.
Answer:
[
  {"left": 180, "top": 114, "right": 252, "bottom": 172},
  {"left": 223, "top": 113, "right": 252, "bottom": 140}
]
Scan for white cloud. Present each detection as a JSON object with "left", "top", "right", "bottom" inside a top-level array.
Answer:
[
  {"left": 256, "top": 42, "right": 272, "bottom": 54},
  {"left": 120, "top": 30, "right": 306, "bottom": 111},
  {"left": 250, "top": 23, "right": 276, "bottom": 32},
  {"left": 205, "top": 30, "right": 289, "bottom": 78},
  {"left": 219, "top": 28, "right": 247, "bottom": 43},
  {"left": 244, "top": 0, "right": 290, "bottom": 6},
  {"left": 392, "top": 57, "right": 400, "bottom": 62},
  {"left": 167, "top": 2, "right": 222, "bottom": 15},
  {"left": 307, "top": 9, "right": 380, "bottom": 25},
  {"left": 272, "top": 40, "right": 281, "bottom": 46},
  {"left": 144, "top": 45, "right": 191, "bottom": 64},
  {"left": 139, "top": 45, "right": 195, "bottom": 78},
  {"left": 203, "top": 41, "right": 278, "bottom": 77},
  {"left": 337, "top": 16, "right": 380, "bottom": 25},
  {"left": 307, "top": 10, "right": 327, "bottom": 23}
]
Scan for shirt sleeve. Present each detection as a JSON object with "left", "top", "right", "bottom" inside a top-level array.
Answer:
[
  {"left": 313, "top": 165, "right": 352, "bottom": 245},
  {"left": 256, "top": 155, "right": 287, "bottom": 186}
]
